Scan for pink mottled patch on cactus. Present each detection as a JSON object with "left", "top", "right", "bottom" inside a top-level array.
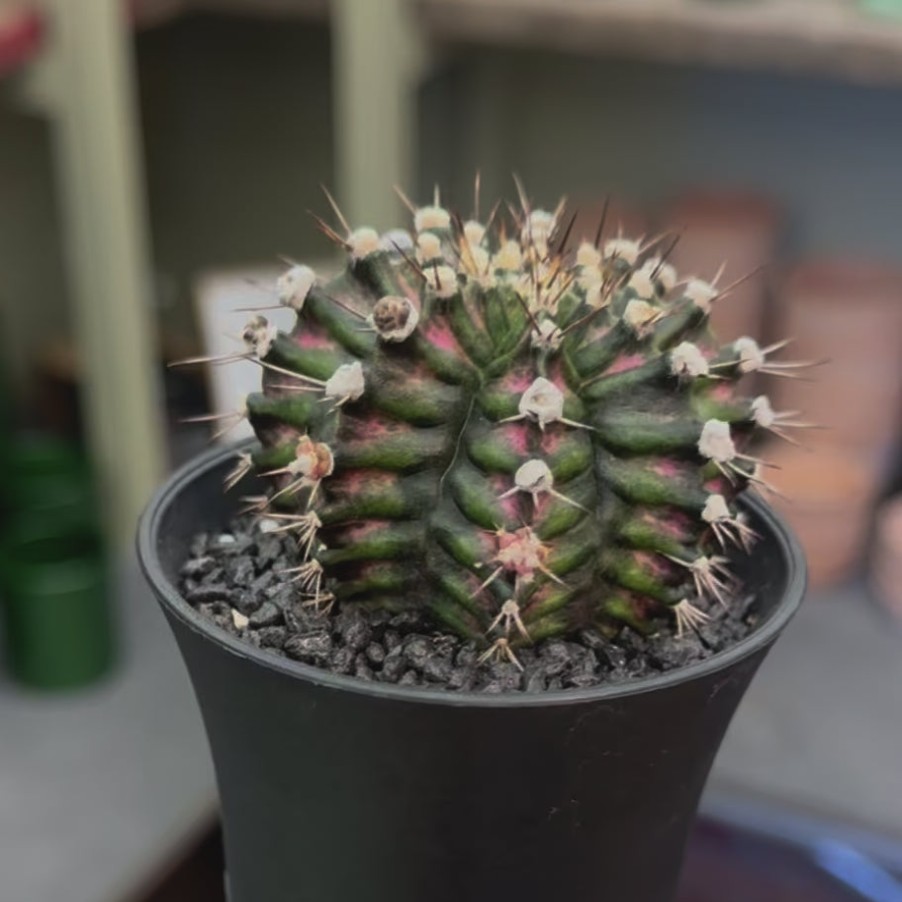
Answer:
[
  {"left": 633, "top": 550, "right": 675, "bottom": 581},
  {"left": 539, "top": 429, "right": 564, "bottom": 456},
  {"left": 704, "top": 475, "right": 732, "bottom": 495},
  {"left": 423, "top": 320, "right": 461, "bottom": 354},
  {"left": 502, "top": 368, "right": 536, "bottom": 394},
  {"left": 652, "top": 458, "right": 683, "bottom": 478},
  {"left": 342, "top": 520, "right": 398, "bottom": 545},
  {"left": 657, "top": 510, "right": 694, "bottom": 540},
  {"left": 489, "top": 473, "right": 521, "bottom": 520},
  {"left": 342, "top": 414, "right": 408, "bottom": 441},
  {"left": 710, "top": 382, "right": 734, "bottom": 402},
  {"left": 328, "top": 468, "right": 398, "bottom": 499},
  {"left": 500, "top": 422, "right": 531, "bottom": 456},
  {"left": 296, "top": 329, "right": 333, "bottom": 350},
  {"left": 606, "top": 353, "right": 646, "bottom": 375}
]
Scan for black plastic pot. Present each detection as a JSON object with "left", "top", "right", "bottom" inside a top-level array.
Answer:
[{"left": 138, "top": 444, "right": 805, "bottom": 902}]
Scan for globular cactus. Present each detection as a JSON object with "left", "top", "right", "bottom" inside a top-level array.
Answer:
[{"left": 213, "top": 184, "right": 812, "bottom": 665}]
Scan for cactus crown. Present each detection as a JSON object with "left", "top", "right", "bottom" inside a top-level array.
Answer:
[{"left": 231, "top": 184, "right": 792, "bottom": 658}]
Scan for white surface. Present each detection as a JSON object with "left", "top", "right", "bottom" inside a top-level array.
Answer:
[
  {"left": 193, "top": 266, "right": 295, "bottom": 442},
  {"left": 0, "top": 561, "right": 217, "bottom": 902}
]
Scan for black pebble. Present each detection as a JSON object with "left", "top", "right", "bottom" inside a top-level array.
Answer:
[
  {"left": 402, "top": 635, "right": 432, "bottom": 671},
  {"left": 329, "top": 646, "right": 355, "bottom": 675},
  {"left": 256, "top": 626, "right": 287, "bottom": 649},
  {"left": 232, "top": 591, "right": 265, "bottom": 617},
  {"left": 524, "top": 667, "right": 547, "bottom": 693},
  {"left": 182, "top": 516, "right": 757, "bottom": 694},
  {"left": 354, "top": 657, "right": 375, "bottom": 681},
  {"left": 188, "top": 584, "right": 233, "bottom": 605},
  {"left": 422, "top": 655, "right": 453, "bottom": 683},
  {"left": 381, "top": 648, "right": 406, "bottom": 682},
  {"left": 486, "top": 662, "right": 523, "bottom": 692},
  {"left": 284, "top": 631, "right": 332, "bottom": 664},
  {"left": 249, "top": 601, "right": 283, "bottom": 628},
  {"left": 336, "top": 609, "right": 372, "bottom": 652},
  {"left": 180, "top": 555, "right": 215, "bottom": 579},
  {"left": 227, "top": 556, "right": 256, "bottom": 588},
  {"left": 256, "top": 535, "right": 283, "bottom": 567}
]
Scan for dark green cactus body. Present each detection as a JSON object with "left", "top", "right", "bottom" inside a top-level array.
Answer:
[{"left": 240, "top": 199, "right": 775, "bottom": 650}]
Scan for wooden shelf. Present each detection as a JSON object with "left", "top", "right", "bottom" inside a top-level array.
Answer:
[{"left": 419, "top": 0, "right": 902, "bottom": 85}]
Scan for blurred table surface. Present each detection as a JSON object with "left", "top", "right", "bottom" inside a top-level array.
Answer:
[{"left": 1, "top": 564, "right": 901, "bottom": 902}]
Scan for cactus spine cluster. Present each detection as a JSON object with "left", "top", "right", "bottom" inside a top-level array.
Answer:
[{"left": 213, "top": 184, "right": 808, "bottom": 663}]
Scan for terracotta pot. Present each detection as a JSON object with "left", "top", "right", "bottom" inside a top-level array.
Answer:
[
  {"left": 869, "top": 495, "right": 902, "bottom": 621},
  {"left": 772, "top": 260, "right": 902, "bottom": 475},
  {"left": 661, "top": 191, "right": 780, "bottom": 344},
  {"left": 760, "top": 443, "right": 878, "bottom": 589}
]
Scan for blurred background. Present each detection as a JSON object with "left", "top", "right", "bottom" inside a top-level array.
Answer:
[{"left": 1, "top": 0, "right": 902, "bottom": 899}]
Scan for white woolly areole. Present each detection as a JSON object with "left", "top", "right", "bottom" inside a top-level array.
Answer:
[
  {"left": 495, "top": 528, "right": 545, "bottom": 576},
  {"left": 414, "top": 205, "right": 450, "bottom": 232},
  {"left": 532, "top": 318, "right": 562, "bottom": 350},
  {"left": 463, "top": 220, "right": 485, "bottom": 247},
  {"left": 348, "top": 227, "right": 381, "bottom": 260},
  {"left": 685, "top": 279, "right": 717, "bottom": 312},
  {"left": 465, "top": 245, "right": 491, "bottom": 277},
  {"left": 698, "top": 419, "right": 736, "bottom": 463},
  {"left": 493, "top": 240, "right": 523, "bottom": 272},
  {"left": 576, "top": 242, "right": 602, "bottom": 269},
  {"left": 702, "top": 494, "right": 732, "bottom": 524},
  {"left": 290, "top": 437, "right": 335, "bottom": 479},
  {"left": 370, "top": 295, "right": 420, "bottom": 342},
  {"left": 526, "top": 210, "right": 555, "bottom": 240},
  {"left": 734, "top": 337, "right": 765, "bottom": 373},
  {"left": 670, "top": 341, "right": 709, "bottom": 377},
  {"left": 277, "top": 264, "right": 316, "bottom": 311},
  {"left": 751, "top": 395, "right": 775, "bottom": 428},
  {"left": 243, "top": 315, "right": 278, "bottom": 358},
  {"left": 603, "top": 238, "right": 641, "bottom": 265},
  {"left": 324, "top": 361, "right": 365, "bottom": 403},
  {"left": 426, "top": 264, "right": 459, "bottom": 299},
  {"left": 380, "top": 228, "right": 413, "bottom": 253},
  {"left": 623, "top": 299, "right": 657, "bottom": 334},
  {"left": 628, "top": 269, "right": 656, "bottom": 300},
  {"left": 416, "top": 231, "right": 443, "bottom": 263},
  {"left": 518, "top": 377, "right": 565, "bottom": 428},
  {"left": 523, "top": 210, "right": 555, "bottom": 255},
  {"left": 577, "top": 266, "right": 602, "bottom": 290},
  {"left": 514, "top": 458, "right": 554, "bottom": 494},
  {"left": 642, "top": 258, "right": 678, "bottom": 293}
]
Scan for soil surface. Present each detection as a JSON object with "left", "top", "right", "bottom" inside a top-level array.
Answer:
[{"left": 180, "top": 517, "right": 759, "bottom": 694}]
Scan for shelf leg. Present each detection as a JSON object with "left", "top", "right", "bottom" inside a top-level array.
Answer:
[
  {"left": 37, "top": 0, "right": 166, "bottom": 545},
  {"left": 331, "top": 0, "right": 428, "bottom": 229}
]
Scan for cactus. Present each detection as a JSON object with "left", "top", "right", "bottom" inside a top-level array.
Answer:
[{"left": 206, "top": 184, "right": 814, "bottom": 663}]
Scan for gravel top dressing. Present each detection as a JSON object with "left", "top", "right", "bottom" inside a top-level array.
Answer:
[{"left": 180, "top": 517, "right": 759, "bottom": 694}]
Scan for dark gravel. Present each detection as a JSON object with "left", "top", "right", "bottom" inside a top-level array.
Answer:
[{"left": 180, "top": 518, "right": 759, "bottom": 694}]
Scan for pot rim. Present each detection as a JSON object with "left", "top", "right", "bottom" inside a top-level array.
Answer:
[{"left": 137, "top": 442, "right": 806, "bottom": 709}]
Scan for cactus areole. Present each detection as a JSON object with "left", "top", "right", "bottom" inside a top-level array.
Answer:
[{"left": 231, "top": 188, "right": 806, "bottom": 658}]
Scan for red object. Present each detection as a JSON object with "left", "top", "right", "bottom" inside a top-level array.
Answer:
[{"left": 0, "top": 6, "right": 44, "bottom": 79}]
